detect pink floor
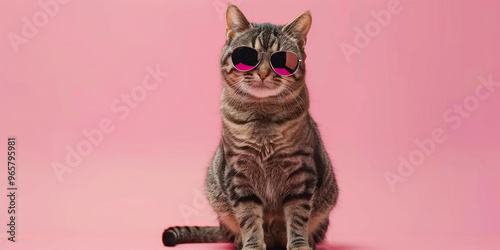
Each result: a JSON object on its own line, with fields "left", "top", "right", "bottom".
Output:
{"left": 5, "top": 233, "right": 500, "bottom": 249}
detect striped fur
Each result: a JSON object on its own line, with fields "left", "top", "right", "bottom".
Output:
{"left": 164, "top": 5, "right": 338, "bottom": 250}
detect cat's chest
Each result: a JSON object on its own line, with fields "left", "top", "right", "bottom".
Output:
{"left": 224, "top": 120, "right": 310, "bottom": 202}
{"left": 248, "top": 166, "right": 287, "bottom": 205}
{"left": 235, "top": 123, "right": 281, "bottom": 159}
{"left": 254, "top": 137, "right": 275, "bottom": 160}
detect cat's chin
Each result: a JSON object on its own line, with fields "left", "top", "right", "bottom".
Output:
{"left": 247, "top": 85, "right": 285, "bottom": 98}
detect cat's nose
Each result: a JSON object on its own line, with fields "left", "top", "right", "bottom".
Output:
{"left": 258, "top": 72, "right": 268, "bottom": 80}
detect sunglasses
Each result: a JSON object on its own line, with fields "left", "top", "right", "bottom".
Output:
{"left": 230, "top": 46, "right": 301, "bottom": 76}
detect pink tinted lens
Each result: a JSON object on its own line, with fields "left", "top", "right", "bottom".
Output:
{"left": 234, "top": 63, "right": 255, "bottom": 70}
{"left": 231, "top": 47, "right": 260, "bottom": 71}
{"left": 273, "top": 68, "right": 291, "bottom": 75}
{"left": 270, "top": 51, "right": 299, "bottom": 76}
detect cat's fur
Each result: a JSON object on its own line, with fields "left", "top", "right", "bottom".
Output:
{"left": 163, "top": 5, "right": 338, "bottom": 250}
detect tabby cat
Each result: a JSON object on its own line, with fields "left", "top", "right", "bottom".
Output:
{"left": 163, "top": 5, "right": 338, "bottom": 250}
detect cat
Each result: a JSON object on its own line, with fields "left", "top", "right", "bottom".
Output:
{"left": 163, "top": 5, "right": 338, "bottom": 250}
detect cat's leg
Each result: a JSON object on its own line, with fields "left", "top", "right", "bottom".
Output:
{"left": 233, "top": 202, "right": 265, "bottom": 250}
{"left": 283, "top": 202, "right": 313, "bottom": 250}
{"left": 228, "top": 170, "right": 266, "bottom": 250}
{"left": 283, "top": 179, "right": 316, "bottom": 250}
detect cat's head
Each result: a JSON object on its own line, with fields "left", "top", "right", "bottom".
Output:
{"left": 220, "top": 5, "right": 311, "bottom": 100}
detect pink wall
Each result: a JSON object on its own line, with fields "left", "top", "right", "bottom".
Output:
{"left": 0, "top": 0, "right": 499, "bottom": 249}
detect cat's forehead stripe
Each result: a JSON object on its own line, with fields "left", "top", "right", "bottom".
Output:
{"left": 251, "top": 30, "right": 259, "bottom": 48}
{"left": 254, "top": 35, "right": 262, "bottom": 50}
{"left": 249, "top": 28, "right": 283, "bottom": 52}
{"left": 270, "top": 37, "right": 279, "bottom": 51}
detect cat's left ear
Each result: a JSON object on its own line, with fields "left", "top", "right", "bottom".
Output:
{"left": 226, "top": 5, "right": 251, "bottom": 40}
{"left": 282, "top": 11, "right": 312, "bottom": 47}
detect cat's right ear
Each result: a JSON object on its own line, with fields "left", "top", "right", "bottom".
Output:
{"left": 226, "top": 5, "right": 251, "bottom": 40}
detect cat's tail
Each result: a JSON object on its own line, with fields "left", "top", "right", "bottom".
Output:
{"left": 162, "top": 226, "right": 227, "bottom": 246}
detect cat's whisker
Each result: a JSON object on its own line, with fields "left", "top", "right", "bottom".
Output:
{"left": 237, "top": 82, "right": 250, "bottom": 110}
{"left": 228, "top": 78, "right": 244, "bottom": 105}
{"left": 284, "top": 85, "right": 306, "bottom": 109}
{"left": 283, "top": 86, "right": 304, "bottom": 118}
{"left": 277, "top": 92, "right": 289, "bottom": 119}
{"left": 228, "top": 79, "right": 249, "bottom": 110}
{"left": 225, "top": 75, "right": 247, "bottom": 107}
{"left": 279, "top": 78, "right": 307, "bottom": 110}
{"left": 284, "top": 93, "right": 296, "bottom": 119}
{"left": 228, "top": 82, "right": 245, "bottom": 108}
{"left": 229, "top": 75, "right": 245, "bottom": 86}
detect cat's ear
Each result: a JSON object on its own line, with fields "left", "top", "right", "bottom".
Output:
{"left": 226, "top": 5, "right": 251, "bottom": 40}
{"left": 282, "top": 11, "right": 312, "bottom": 47}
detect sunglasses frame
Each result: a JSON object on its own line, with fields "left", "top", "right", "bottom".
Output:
{"left": 230, "top": 46, "right": 302, "bottom": 76}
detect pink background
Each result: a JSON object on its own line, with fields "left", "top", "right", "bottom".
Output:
{"left": 1, "top": 0, "right": 499, "bottom": 249}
